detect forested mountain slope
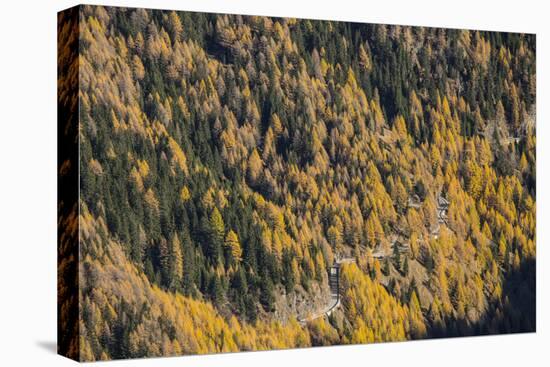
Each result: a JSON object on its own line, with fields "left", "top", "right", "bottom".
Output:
{"left": 67, "top": 5, "right": 535, "bottom": 360}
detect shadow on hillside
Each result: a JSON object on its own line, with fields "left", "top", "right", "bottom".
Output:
{"left": 428, "top": 257, "right": 536, "bottom": 338}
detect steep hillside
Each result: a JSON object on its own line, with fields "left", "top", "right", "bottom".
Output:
{"left": 64, "top": 5, "right": 536, "bottom": 360}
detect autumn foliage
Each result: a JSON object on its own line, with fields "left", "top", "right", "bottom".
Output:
{"left": 58, "top": 5, "right": 536, "bottom": 361}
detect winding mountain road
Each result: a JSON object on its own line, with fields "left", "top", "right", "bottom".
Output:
{"left": 297, "top": 194, "right": 450, "bottom": 325}
{"left": 298, "top": 257, "right": 354, "bottom": 324}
